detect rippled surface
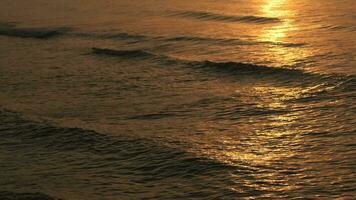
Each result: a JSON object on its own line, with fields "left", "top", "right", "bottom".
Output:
{"left": 0, "top": 0, "right": 355, "bottom": 199}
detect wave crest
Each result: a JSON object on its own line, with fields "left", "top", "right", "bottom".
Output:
{"left": 0, "top": 191, "right": 62, "bottom": 200}
{"left": 90, "top": 47, "right": 316, "bottom": 79}
{"left": 190, "top": 60, "right": 309, "bottom": 77}
{"left": 173, "top": 11, "right": 282, "bottom": 24}
{"left": 91, "top": 47, "right": 154, "bottom": 58}
{"left": 90, "top": 47, "right": 356, "bottom": 86}
{"left": 0, "top": 25, "right": 69, "bottom": 39}
{"left": 0, "top": 108, "right": 236, "bottom": 181}
{"left": 165, "top": 35, "right": 306, "bottom": 47}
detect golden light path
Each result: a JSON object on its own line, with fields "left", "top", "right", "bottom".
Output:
{"left": 197, "top": 0, "right": 316, "bottom": 182}
{"left": 205, "top": 0, "right": 309, "bottom": 164}
{"left": 259, "top": 0, "right": 310, "bottom": 66}
{"left": 189, "top": 1, "right": 322, "bottom": 193}
{"left": 261, "top": 0, "right": 291, "bottom": 42}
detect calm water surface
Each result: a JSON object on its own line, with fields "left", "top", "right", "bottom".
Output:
{"left": 0, "top": 0, "right": 355, "bottom": 199}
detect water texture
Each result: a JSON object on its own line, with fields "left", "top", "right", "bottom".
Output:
{"left": 0, "top": 0, "right": 355, "bottom": 199}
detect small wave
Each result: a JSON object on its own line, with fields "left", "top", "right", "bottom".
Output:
{"left": 188, "top": 60, "right": 311, "bottom": 78}
{"left": 89, "top": 47, "right": 322, "bottom": 81}
{"left": 0, "top": 22, "right": 147, "bottom": 41}
{"left": 173, "top": 11, "right": 282, "bottom": 24}
{"left": 164, "top": 35, "right": 306, "bottom": 47}
{"left": 128, "top": 113, "right": 176, "bottom": 120}
{"left": 91, "top": 47, "right": 154, "bottom": 58}
{"left": 0, "top": 22, "right": 16, "bottom": 28}
{"left": 0, "top": 191, "right": 62, "bottom": 200}
{"left": 164, "top": 35, "right": 254, "bottom": 45}
{"left": 0, "top": 108, "right": 235, "bottom": 174}
{"left": 270, "top": 41, "right": 306, "bottom": 47}
{"left": 0, "top": 25, "right": 69, "bottom": 39}
{"left": 100, "top": 33, "right": 147, "bottom": 40}
{"left": 317, "top": 24, "right": 356, "bottom": 32}
{"left": 166, "top": 35, "right": 238, "bottom": 42}
{"left": 75, "top": 32, "right": 147, "bottom": 40}
{"left": 0, "top": 108, "right": 242, "bottom": 199}
{"left": 0, "top": 22, "right": 307, "bottom": 49}
{"left": 89, "top": 47, "right": 356, "bottom": 86}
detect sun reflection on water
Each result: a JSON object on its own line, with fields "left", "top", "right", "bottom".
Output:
{"left": 261, "top": 0, "right": 291, "bottom": 42}
{"left": 259, "top": 0, "right": 310, "bottom": 66}
{"left": 196, "top": 84, "right": 312, "bottom": 167}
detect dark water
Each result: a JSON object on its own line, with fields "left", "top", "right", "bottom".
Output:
{"left": 0, "top": 0, "right": 355, "bottom": 199}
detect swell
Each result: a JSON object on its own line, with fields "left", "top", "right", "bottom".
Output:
{"left": 86, "top": 33, "right": 305, "bottom": 48}
{"left": 164, "top": 35, "right": 249, "bottom": 44}
{"left": 90, "top": 47, "right": 356, "bottom": 90}
{"left": 0, "top": 24, "right": 69, "bottom": 39}
{"left": 90, "top": 47, "right": 318, "bottom": 78}
{"left": 164, "top": 35, "right": 306, "bottom": 47}
{"left": 0, "top": 22, "right": 306, "bottom": 48}
{"left": 317, "top": 24, "right": 356, "bottom": 32}
{"left": 78, "top": 31, "right": 305, "bottom": 47}
{"left": 0, "top": 108, "right": 236, "bottom": 179}
{"left": 191, "top": 60, "right": 308, "bottom": 76}
{"left": 186, "top": 60, "right": 355, "bottom": 89}
{"left": 0, "top": 22, "right": 146, "bottom": 41}
{"left": 74, "top": 32, "right": 147, "bottom": 40}
{"left": 0, "top": 191, "right": 62, "bottom": 200}
{"left": 0, "top": 108, "right": 248, "bottom": 198}
{"left": 91, "top": 47, "right": 154, "bottom": 58}
{"left": 172, "top": 11, "right": 282, "bottom": 24}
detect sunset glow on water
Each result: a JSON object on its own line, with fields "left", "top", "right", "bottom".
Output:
{"left": 0, "top": 0, "right": 355, "bottom": 199}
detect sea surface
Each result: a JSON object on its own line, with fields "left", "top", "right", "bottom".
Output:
{"left": 0, "top": 0, "right": 355, "bottom": 199}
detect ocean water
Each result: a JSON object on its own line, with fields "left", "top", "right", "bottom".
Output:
{"left": 0, "top": 0, "right": 355, "bottom": 199}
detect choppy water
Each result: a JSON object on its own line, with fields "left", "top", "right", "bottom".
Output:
{"left": 0, "top": 0, "right": 355, "bottom": 199}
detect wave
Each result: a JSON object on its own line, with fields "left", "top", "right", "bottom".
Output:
{"left": 100, "top": 33, "right": 147, "bottom": 40}
{"left": 0, "top": 22, "right": 16, "bottom": 28}
{"left": 87, "top": 47, "right": 346, "bottom": 82}
{"left": 318, "top": 24, "right": 356, "bottom": 32}
{"left": 91, "top": 47, "right": 315, "bottom": 78}
{"left": 128, "top": 113, "right": 176, "bottom": 120}
{"left": 0, "top": 108, "right": 249, "bottom": 198}
{"left": 0, "top": 22, "right": 146, "bottom": 41}
{"left": 90, "top": 47, "right": 356, "bottom": 91}
{"left": 75, "top": 32, "right": 147, "bottom": 40}
{"left": 91, "top": 47, "right": 154, "bottom": 58}
{"left": 164, "top": 35, "right": 306, "bottom": 47}
{"left": 189, "top": 60, "right": 317, "bottom": 80}
{"left": 164, "top": 35, "right": 254, "bottom": 45}
{"left": 0, "top": 25, "right": 69, "bottom": 39}
{"left": 0, "top": 22, "right": 307, "bottom": 49}
{"left": 190, "top": 61, "right": 356, "bottom": 91}
{"left": 79, "top": 32, "right": 305, "bottom": 48}
{"left": 0, "top": 25, "right": 305, "bottom": 49}
{"left": 0, "top": 191, "right": 62, "bottom": 200}
{"left": 0, "top": 108, "right": 235, "bottom": 176}
{"left": 165, "top": 35, "right": 244, "bottom": 43}
{"left": 173, "top": 11, "right": 282, "bottom": 24}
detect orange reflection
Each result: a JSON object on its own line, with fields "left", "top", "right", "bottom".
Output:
{"left": 259, "top": 0, "right": 310, "bottom": 66}
{"left": 193, "top": 85, "right": 312, "bottom": 166}
{"left": 261, "top": 0, "right": 291, "bottom": 42}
